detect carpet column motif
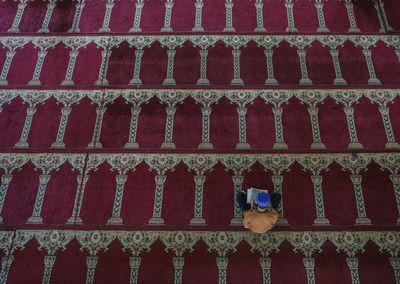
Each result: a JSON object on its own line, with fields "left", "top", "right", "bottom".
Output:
{"left": 99, "top": 0, "right": 115, "bottom": 33}
{"left": 129, "top": 257, "right": 141, "bottom": 284}
{"left": 307, "top": 106, "right": 325, "bottom": 149}
{"left": 303, "top": 257, "right": 316, "bottom": 284}
{"left": 68, "top": 0, "right": 86, "bottom": 33}
{"left": 149, "top": 175, "right": 167, "bottom": 225}
{"left": 27, "top": 174, "right": 51, "bottom": 224}
{"left": 272, "top": 175, "right": 288, "bottom": 225}
{"left": 378, "top": 106, "right": 400, "bottom": 149}
{"left": 223, "top": 0, "right": 235, "bottom": 32}
{"left": 192, "top": 0, "right": 204, "bottom": 32}
{"left": 199, "top": 106, "right": 213, "bottom": 149}
{"left": 297, "top": 49, "right": 313, "bottom": 85}
{"left": 0, "top": 175, "right": 12, "bottom": 223}
{"left": 0, "top": 50, "right": 16, "bottom": 86}
{"left": 95, "top": 48, "right": 112, "bottom": 85}
{"left": 85, "top": 256, "right": 98, "bottom": 284}
{"left": 311, "top": 175, "right": 330, "bottom": 225}
{"left": 173, "top": 256, "right": 184, "bottom": 284}
{"left": 161, "top": 0, "right": 174, "bottom": 32}
{"left": 346, "top": 257, "right": 361, "bottom": 284}
{"left": 7, "top": 0, "right": 28, "bottom": 33}
{"left": 344, "top": 0, "right": 360, "bottom": 33}
{"left": 390, "top": 258, "right": 400, "bottom": 284}
{"left": 235, "top": 106, "right": 251, "bottom": 149}
{"left": 130, "top": 0, "right": 145, "bottom": 32}
{"left": 230, "top": 175, "right": 244, "bottom": 226}
{"left": 38, "top": 0, "right": 57, "bottom": 33}
{"left": 29, "top": 38, "right": 58, "bottom": 86}
{"left": 349, "top": 175, "right": 372, "bottom": 225}
{"left": 190, "top": 175, "right": 206, "bottom": 225}
{"left": 374, "top": 0, "right": 393, "bottom": 31}
{"left": 107, "top": 174, "right": 128, "bottom": 225}
{"left": 61, "top": 39, "right": 89, "bottom": 86}
{"left": 163, "top": 49, "right": 177, "bottom": 85}
{"left": 343, "top": 107, "right": 363, "bottom": 149}
{"left": 15, "top": 107, "right": 37, "bottom": 149}
{"left": 271, "top": 107, "right": 288, "bottom": 149}
{"left": 87, "top": 107, "right": 106, "bottom": 149}
{"left": 216, "top": 257, "right": 228, "bottom": 284}
{"left": 264, "top": 49, "right": 278, "bottom": 85}
{"left": 314, "top": 0, "right": 329, "bottom": 33}
{"left": 129, "top": 49, "right": 145, "bottom": 85}
{"left": 124, "top": 106, "right": 142, "bottom": 149}
{"left": 362, "top": 48, "right": 382, "bottom": 85}
{"left": 259, "top": 257, "right": 271, "bottom": 284}
{"left": 67, "top": 175, "right": 89, "bottom": 224}
{"left": 389, "top": 175, "right": 400, "bottom": 224}
{"left": 284, "top": 0, "right": 297, "bottom": 32}
{"left": 0, "top": 255, "right": 14, "bottom": 284}
{"left": 329, "top": 49, "right": 347, "bottom": 85}
{"left": 52, "top": 107, "right": 72, "bottom": 148}
{"left": 161, "top": 106, "right": 177, "bottom": 149}
{"left": 42, "top": 255, "right": 56, "bottom": 284}
{"left": 254, "top": 0, "right": 266, "bottom": 32}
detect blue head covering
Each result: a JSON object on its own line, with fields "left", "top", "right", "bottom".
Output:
{"left": 256, "top": 192, "right": 270, "bottom": 208}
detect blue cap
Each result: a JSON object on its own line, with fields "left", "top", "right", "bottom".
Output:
{"left": 256, "top": 192, "right": 270, "bottom": 208}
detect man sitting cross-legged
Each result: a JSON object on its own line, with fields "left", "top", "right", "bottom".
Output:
{"left": 236, "top": 191, "right": 281, "bottom": 234}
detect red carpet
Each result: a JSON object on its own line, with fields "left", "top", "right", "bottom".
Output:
{"left": 0, "top": 0, "right": 399, "bottom": 283}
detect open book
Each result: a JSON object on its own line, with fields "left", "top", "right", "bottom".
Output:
{"left": 246, "top": 187, "right": 269, "bottom": 204}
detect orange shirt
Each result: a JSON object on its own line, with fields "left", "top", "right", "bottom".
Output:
{"left": 243, "top": 207, "right": 278, "bottom": 234}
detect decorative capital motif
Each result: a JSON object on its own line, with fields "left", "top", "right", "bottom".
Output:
{"left": 337, "top": 154, "right": 371, "bottom": 175}
{"left": 11, "top": 230, "right": 35, "bottom": 253}
{"left": 227, "top": 91, "right": 257, "bottom": 108}
{"left": 62, "top": 37, "right": 91, "bottom": 50}
{"left": 259, "top": 90, "right": 291, "bottom": 107}
{"left": 118, "top": 231, "right": 157, "bottom": 256}
{"left": 192, "top": 35, "right": 218, "bottom": 50}
{"left": 87, "top": 91, "right": 105, "bottom": 107}
{"left": 299, "top": 155, "right": 333, "bottom": 175}
{"left": 365, "top": 90, "right": 397, "bottom": 107}
{"left": 32, "top": 37, "right": 59, "bottom": 51}
{"left": 31, "top": 154, "right": 66, "bottom": 174}
{"left": 259, "top": 155, "right": 294, "bottom": 175}
{"left": 288, "top": 232, "right": 327, "bottom": 257}
{"left": 120, "top": 90, "right": 153, "bottom": 107}
{"left": 145, "top": 155, "right": 180, "bottom": 175}
{"left": 19, "top": 90, "right": 51, "bottom": 107}
{"left": 35, "top": 230, "right": 74, "bottom": 256}
{"left": 77, "top": 231, "right": 116, "bottom": 256}
{"left": 203, "top": 232, "right": 241, "bottom": 257}
{"left": 0, "top": 37, "right": 29, "bottom": 51}
{"left": 54, "top": 90, "right": 86, "bottom": 107}
{"left": 370, "top": 231, "right": 400, "bottom": 257}
{"left": 287, "top": 35, "right": 314, "bottom": 50}
{"left": 354, "top": 35, "right": 379, "bottom": 49}
{"left": 107, "top": 154, "right": 143, "bottom": 175}
{"left": 375, "top": 154, "right": 400, "bottom": 175}
{"left": 254, "top": 35, "right": 281, "bottom": 49}
{"left": 159, "top": 35, "right": 186, "bottom": 50}
{"left": 224, "top": 35, "right": 250, "bottom": 50}
{"left": 192, "top": 90, "right": 222, "bottom": 107}
{"left": 319, "top": 35, "right": 346, "bottom": 49}
{"left": 331, "top": 90, "right": 362, "bottom": 107}
{"left": 0, "top": 231, "right": 14, "bottom": 255}
{"left": 331, "top": 232, "right": 369, "bottom": 257}
{"left": 296, "top": 90, "right": 327, "bottom": 107}
{"left": 157, "top": 90, "right": 188, "bottom": 107}
{"left": 221, "top": 155, "right": 256, "bottom": 175}
{"left": 0, "top": 154, "right": 29, "bottom": 174}
{"left": 244, "top": 232, "right": 284, "bottom": 257}
{"left": 183, "top": 155, "right": 217, "bottom": 175}
{"left": 160, "top": 232, "right": 200, "bottom": 256}
{"left": 125, "top": 36, "right": 153, "bottom": 50}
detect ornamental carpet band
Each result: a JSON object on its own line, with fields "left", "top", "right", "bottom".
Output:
{"left": 0, "top": 0, "right": 399, "bottom": 284}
